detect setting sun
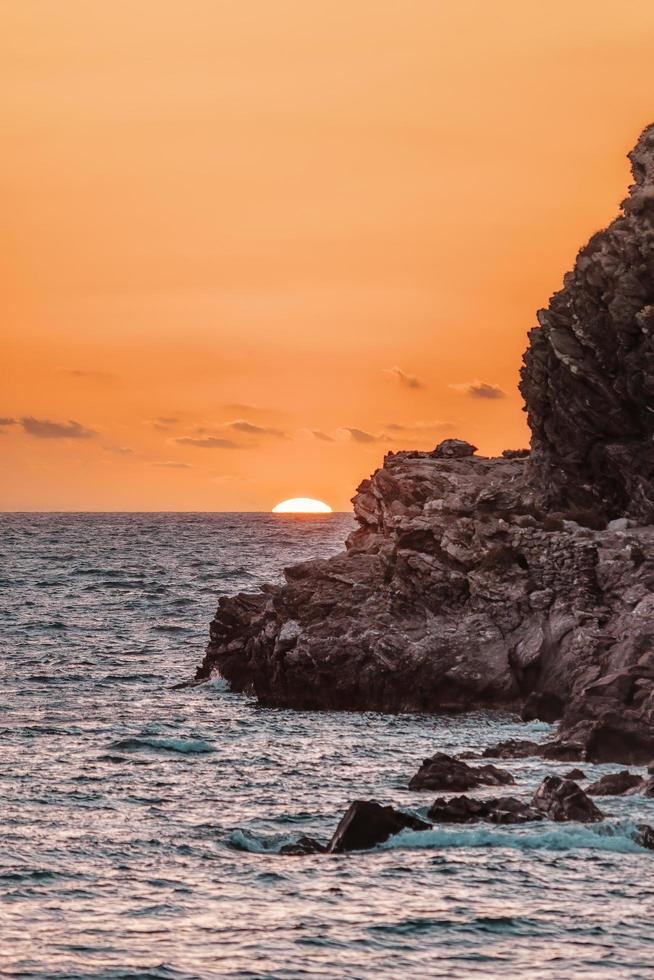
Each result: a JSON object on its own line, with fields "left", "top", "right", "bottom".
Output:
{"left": 272, "top": 497, "right": 332, "bottom": 514}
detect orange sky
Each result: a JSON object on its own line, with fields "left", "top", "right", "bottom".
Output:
{"left": 2, "top": 0, "right": 654, "bottom": 511}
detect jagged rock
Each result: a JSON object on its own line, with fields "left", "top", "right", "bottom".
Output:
{"left": 634, "top": 824, "right": 654, "bottom": 850}
{"left": 427, "top": 794, "right": 542, "bottom": 824}
{"left": 431, "top": 438, "right": 477, "bottom": 458}
{"left": 532, "top": 776, "right": 603, "bottom": 822}
{"left": 279, "top": 836, "right": 327, "bottom": 855}
{"left": 326, "top": 800, "right": 430, "bottom": 853}
{"left": 197, "top": 125, "right": 654, "bottom": 764}
{"left": 563, "top": 768, "right": 587, "bottom": 780}
{"left": 520, "top": 123, "right": 654, "bottom": 525}
{"left": 586, "top": 770, "right": 644, "bottom": 795}
{"left": 408, "top": 753, "right": 514, "bottom": 791}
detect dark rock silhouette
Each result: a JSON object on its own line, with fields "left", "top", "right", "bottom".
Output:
{"left": 586, "top": 770, "right": 643, "bottom": 796}
{"left": 198, "top": 125, "right": 654, "bottom": 766}
{"left": 326, "top": 800, "right": 430, "bottom": 853}
{"left": 279, "top": 836, "right": 327, "bottom": 855}
{"left": 521, "top": 123, "right": 654, "bottom": 524}
{"left": 428, "top": 794, "right": 542, "bottom": 824}
{"left": 408, "top": 753, "right": 514, "bottom": 791}
{"left": 532, "top": 776, "right": 603, "bottom": 822}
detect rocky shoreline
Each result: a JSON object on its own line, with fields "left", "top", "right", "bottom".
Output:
{"left": 198, "top": 123, "right": 654, "bottom": 775}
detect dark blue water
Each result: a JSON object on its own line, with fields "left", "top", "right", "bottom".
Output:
{"left": 2, "top": 514, "right": 654, "bottom": 979}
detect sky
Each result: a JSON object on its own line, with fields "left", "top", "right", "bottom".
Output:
{"left": 2, "top": 0, "right": 654, "bottom": 511}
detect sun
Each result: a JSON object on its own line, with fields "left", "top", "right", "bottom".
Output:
{"left": 272, "top": 497, "right": 333, "bottom": 514}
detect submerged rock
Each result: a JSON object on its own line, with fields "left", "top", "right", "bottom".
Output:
{"left": 408, "top": 753, "right": 514, "bottom": 791}
{"left": 428, "top": 794, "right": 542, "bottom": 825}
{"left": 532, "top": 776, "right": 604, "bottom": 823}
{"left": 326, "top": 800, "right": 430, "bottom": 854}
{"left": 279, "top": 836, "right": 327, "bottom": 856}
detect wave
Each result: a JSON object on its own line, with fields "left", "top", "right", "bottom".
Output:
{"left": 228, "top": 820, "right": 651, "bottom": 856}
{"left": 381, "top": 820, "right": 650, "bottom": 854}
{"left": 109, "top": 736, "right": 215, "bottom": 754}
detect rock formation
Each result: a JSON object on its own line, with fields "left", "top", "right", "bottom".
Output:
{"left": 521, "top": 123, "right": 654, "bottom": 523}
{"left": 198, "top": 125, "right": 654, "bottom": 765}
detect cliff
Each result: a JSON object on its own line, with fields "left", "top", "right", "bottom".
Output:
{"left": 197, "top": 124, "right": 654, "bottom": 764}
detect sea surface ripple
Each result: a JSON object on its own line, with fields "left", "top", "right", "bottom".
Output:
{"left": 2, "top": 513, "right": 654, "bottom": 979}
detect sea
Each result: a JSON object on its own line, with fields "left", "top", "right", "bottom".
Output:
{"left": 2, "top": 513, "right": 654, "bottom": 980}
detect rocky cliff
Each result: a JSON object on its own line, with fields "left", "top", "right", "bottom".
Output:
{"left": 198, "top": 125, "right": 654, "bottom": 764}
{"left": 521, "top": 123, "right": 654, "bottom": 523}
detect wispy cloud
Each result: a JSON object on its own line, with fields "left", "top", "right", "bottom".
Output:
{"left": 152, "top": 460, "right": 193, "bottom": 469}
{"left": 62, "top": 369, "right": 118, "bottom": 383}
{"left": 104, "top": 445, "right": 135, "bottom": 456}
{"left": 384, "top": 366, "right": 425, "bottom": 390}
{"left": 386, "top": 419, "right": 455, "bottom": 434}
{"left": 309, "top": 429, "right": 334, "bottom": 442}
{"left": 20, "top": 417, "right": 96, "bottom": 439}
{"left": 0, "top": 417, "right": 17, "bottom": 426}
{"left": 149, "top": 417, "right": 180, "bottom": 432}
{"left": 340, "top": 427, "right": 380, "bottom": 443}
{"left": 227, "top": 420, "right": 286, "bottom": 438}
{"left": 449, "top": 380, "right": 506, "bottom": 400}
{"left": 175, "top": 436, "right": 240, "bottom": 449}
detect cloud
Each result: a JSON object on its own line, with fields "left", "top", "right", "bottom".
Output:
{"left": 152, "top": 461, "right": 193, "bottom": 469}
{"left": 227, "top": 419, "right": 287, "bottom": 438}
{"left": 175, "top": 436, "right": 240, "bottom": 449}
{"left": 0, "top": 417, "right": 17, "bottom": 426}
{"left": 384, "top": 366, "right": 425, "bottom": 390}
{"left": 149, "top": 417, "right": 180, "bottom": 431}
{"left": 386, "top": 419, "right": 455, "bottom": 434}
{"left": 20, "top": 417, "right": 96, "bottom": 439}
{"left": 63, "top": 369, "right": 118, "bottom": 383}
{"left": 310, "top": 429, "right": 334, "bottom": 442}
{"left": 221, "top": 402, "right": 262, "bottom": 414}
{"left": 449, "top": 380, "right": 506, "bottom": 400}
{"left": 104, "top": 445, "right": 135, "bottom": 456}
{"left": 340, "top": 427, "right": 379, "bottom": 443}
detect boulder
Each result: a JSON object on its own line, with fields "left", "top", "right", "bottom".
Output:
{"left": 531, "top": 776, "right": 604, "bottom": 823}
{"left": 563, "top": 768, "right": 587, "bottom": 781}
{"left": 586, "top": 770, "right": 643, "bottom": 796}
{"left": 408, "top": 753, "right": 514, "bottom": 792}
{"left": 327, "top": 800, "right": 430, "bottom": 854}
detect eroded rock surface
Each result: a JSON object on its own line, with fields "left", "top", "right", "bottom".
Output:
{"left": 326, "top": 800, "right": 429, "bottom": 853}
{"left": 198, "top": 125, "right": 654, "bottom": 765}
{"left": 532, "top": 776, "right": 603, "bottom": 823}
{"left": 409, "top": 753, "right": 514, "bottom": 792}
{"left": 521, "top": 123, "right": 654, "bottom": 524}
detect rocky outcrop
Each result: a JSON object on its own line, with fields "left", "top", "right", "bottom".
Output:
{"left": 531, "top": 776, "right": 603, "bottom": 822}
{"left": 427, "top": 795, "right": 542, "bottom": 825}
{"left": 198, "top": 125, "right": 654, "bottom": 764}
{"left": 586, "top": 770, "right": 643, "bottom": 795}
{"left": 521, "top": 123, "right": 654, "bottom": 524}
{"left": 408, "top": 753, "right": 514, "bottom": 791}
{"left": 327, "top": 800, "right": 429, "bottom": 853}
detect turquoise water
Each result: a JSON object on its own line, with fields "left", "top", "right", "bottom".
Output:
{"left": 2, "top": 513, "right": 654, "bottom": 979}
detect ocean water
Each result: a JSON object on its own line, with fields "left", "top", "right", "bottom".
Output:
{"left": 2, "top": 513, "right": 654, "bottom": 980}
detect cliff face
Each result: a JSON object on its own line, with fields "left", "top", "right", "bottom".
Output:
{"left": 198, "top": 125, "right": 654, "bottom": 762}
{"left": 520, "top": 123, "right": 654, "bottom": 523}
{"left": 198, "top": 440, "right": 654, "bottom": 757}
